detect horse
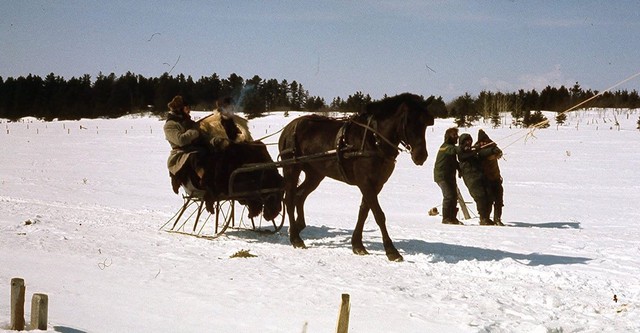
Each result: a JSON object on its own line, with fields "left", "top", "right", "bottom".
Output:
{"left": 278, "top": 93, "right": 435, "bottom": 261}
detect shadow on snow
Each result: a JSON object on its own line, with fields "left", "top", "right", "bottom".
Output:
{"left": 54, "top": 326, "right": 88, "bottom": 333}
{"left": 397, "top": 239, "right": 591, "bottom": 266}
{"left": 506, "top": 221, "right": 581, "bottom": 229}
{"left": 224, "top": 224, "right": 591, "bottom": 266}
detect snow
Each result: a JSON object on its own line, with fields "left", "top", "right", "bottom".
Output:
{"left": 1, "top": 109, "right": 639, "bottom": 332}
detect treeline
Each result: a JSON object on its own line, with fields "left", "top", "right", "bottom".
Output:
{"left": 447, "top": 83, "right": 640, "bottom": 128}
{"left": 0, "top": 72, "right": 324, "bottom": 120}
{"left": 1, "top": 72, "right": 639, "bottom": 126}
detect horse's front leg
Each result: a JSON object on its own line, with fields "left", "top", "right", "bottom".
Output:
{"left": 352, "top": 198, "right": 370, "bottom": 255}
{"left": 361, "top": 190, "right": 403, "bottom": 262}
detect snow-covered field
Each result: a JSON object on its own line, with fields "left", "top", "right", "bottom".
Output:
{"left": 1, "top": 108, "right": 639, "bottom": 332}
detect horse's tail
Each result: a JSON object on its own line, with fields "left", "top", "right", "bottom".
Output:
{"left": 277, "top": 118, "right": 301, "bottom": 161}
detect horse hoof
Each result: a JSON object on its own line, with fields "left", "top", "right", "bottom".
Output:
{"left": 387, "top": 253, "right": 403, "bottom": 262}
{"left": 352, "top": 248, "right": 369, "bottom": 256}
{"left": 291, "top": 240, "right": 307, "bottom": 249}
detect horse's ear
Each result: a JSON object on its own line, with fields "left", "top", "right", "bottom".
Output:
{"left": 426, "top": 96, "right": 435, "bottom": 104}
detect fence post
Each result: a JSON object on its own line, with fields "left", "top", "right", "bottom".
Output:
{"left": 31, "top": 293, "right": 49, "bottom": 330}
{"left": 335, "top": 293, "right": 350, "bottom": 333}
{"left": 10, "top": 277, "right": 25, "bottom": 331}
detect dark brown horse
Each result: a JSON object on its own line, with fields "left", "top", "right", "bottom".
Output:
{"left": 278, "top": 93, "right": 435, "bottom": 261}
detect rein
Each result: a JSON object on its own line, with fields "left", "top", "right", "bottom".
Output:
{"left": 255, "top": 127, "right": 284, "bottom": 142}
{"left": 349, "top": 113, "right": 411, "bottom": 154}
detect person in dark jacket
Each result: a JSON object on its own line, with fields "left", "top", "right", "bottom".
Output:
{"left": 163, "top": 95, "right": 208, "bottom": 193}
{"left": 476, "top": 129, "right": 504, "bottom": 226}
{"left": 457, "top": 133, "right": 493, "bottom": 225}
{"left": 433, "top": 127, "right": 463, "bottom": 224}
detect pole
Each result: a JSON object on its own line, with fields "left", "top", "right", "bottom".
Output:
{"left": 456, "top": 187, "right": 471, "bottom": 220}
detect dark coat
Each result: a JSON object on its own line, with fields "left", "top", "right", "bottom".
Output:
{"left": 163, "top": 111, "right": 201, "bottom": 175}
{"left": 476, "top": 130, "right": 502, "bottom": 182}
{"left": 457, "top": 133, "right": 486, "bottom": 201}
{"left": 433, "top": 141, "right": 458, "bottom": 183}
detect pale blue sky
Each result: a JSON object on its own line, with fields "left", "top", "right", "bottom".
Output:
{"left": 2, "top": 1, "right": 639, "bottom": 101}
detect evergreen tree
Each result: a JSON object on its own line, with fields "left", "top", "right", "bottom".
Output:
{"left": 278, "top": 79, "right": 290, "bottom": 108}
{"left": 41, "top": 73, "right": 64, "bottom": 120}
{"left": 344, "top": 91, "right": 371, "bottom": 113}
{"left": 304, "top": 96, "right": 326, "bottom": 111}
{"left": 555, "top": 112, "right": 567, "bottom": 128}
{"left": 490, "top": 110, "right": 501, "bottom": 128}
{"left": 242, "top": 75, "right": 265, "bottom": 116}
{"left": 426, "top": 96, "right": 447, "bottom": 118}
{"left": 221, "top": 73, "right": 244, "bottom": 99}
{"left": 1, "top": 77, "right": 20, "bottom": 120}
{"left": 289, "top": 81, "right": 301, "bottom": 110}
{"left": 194, "top": 73, "right": 222, "bottom": 109}
{"left": 527, "top": 110, "right": 550, "bottom": 128}
{"left": 330, "top": 96, "right": 344, "bottom": 110}
{"left": 449, "top": 93, "right": 474, "bottom": 127}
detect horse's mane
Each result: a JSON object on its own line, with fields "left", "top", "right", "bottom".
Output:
{"left": 359, "top": 93, "right": 430, "bottom": 119}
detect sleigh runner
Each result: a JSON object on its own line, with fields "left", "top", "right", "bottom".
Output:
{"left": 161, "top": 146, "right": 287, "bottom": 239}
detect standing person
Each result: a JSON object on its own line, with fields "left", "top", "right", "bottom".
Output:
{"left": 476, "top": 129, "right": 504, "bottom": 226}
{"left": 434, "top": 127, "right": 463, "bottom": 225}
{"left": 163, "top": 95, "right": 207, "bottom": 193}
{"left": 457, "top": 133, "right": 494, "bottom": 225}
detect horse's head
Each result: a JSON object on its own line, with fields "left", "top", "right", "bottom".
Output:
{"left": 397, "top": 95, "right": 435, "bottom": 166}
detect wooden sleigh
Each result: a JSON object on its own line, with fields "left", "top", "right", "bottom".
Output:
{"left": 160, "top": 163, "right": 286, "bottom": 239}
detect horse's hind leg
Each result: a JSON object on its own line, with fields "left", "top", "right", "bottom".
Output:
{"left": 282, "top": 165, "right": 306, "bottom": 248}
{"left": 293, "top": 170, "right": 324, "bottom": 231}
{"left": 286, "top": 169, "right": 324, "bottom": 249}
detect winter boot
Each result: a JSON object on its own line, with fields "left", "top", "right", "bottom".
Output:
{"left": 479, "top": 217, "right": 495, "bottom": 225}
{"left": 442, "top": 205, "right": 463, "bottom": 224}
{"left": 170, "top": 173, "right": 181, "bottom": 194}
{"left": 494, "top": 204, "right": 504, "bottom": 226}
{"left": 442, "top": 218, "right": 464, "bottom": 225}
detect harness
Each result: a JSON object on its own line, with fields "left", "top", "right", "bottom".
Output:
{"left": 283, "top": 113, "right": 411, "bottom": 184}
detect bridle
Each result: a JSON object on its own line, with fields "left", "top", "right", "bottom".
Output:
{"left": 349, "top": 109, "right": 412, "bottom": 154}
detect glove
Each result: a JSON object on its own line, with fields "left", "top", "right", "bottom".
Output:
{"left": 186, "top": 129, "right": 200, "bottom": 140}
{"left": 211, "top": 137, "right": 230, "bottom": 151}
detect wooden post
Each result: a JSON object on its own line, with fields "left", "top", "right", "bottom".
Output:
{"left": 31, "top": 293, "right": 48, "bottom": 330}
{"left": 335, "top": 293, "right": 350, "bottom": 333}
{"left": 10, "top": 278, "right": 25, "bottom": 331}
{"left": 456, "top": 186, "right": 471, "bottom": 220}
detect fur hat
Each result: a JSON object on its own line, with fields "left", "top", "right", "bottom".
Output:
{"left": 167, "top": 95, "right": 184, "bottom": 111}
{"left": 478, "top": 129, "right": 491, "bottom": 142}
